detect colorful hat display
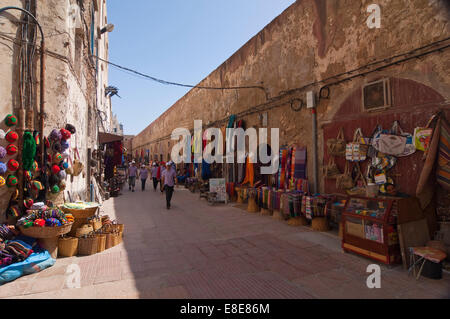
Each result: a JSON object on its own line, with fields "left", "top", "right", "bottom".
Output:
{"left": 33, "top": 219, "right": 45, "bottom": 227}
{"left": 61, "top": 140, "right": 70, "bottom": 151}
{"left": 60, "top": 129, "right": 71, "bottom": 140}
{"left": 0, "top": 176, "right": 5, "bottom": 187}
{"left": 32, "top": 161, "right": 38, "bottom": 172}
{"left": 7, "top": 159, "right": 19, "bottom": 172}
{"left": 24, "top": 170, "right": 32, "bottom": 181}
{"left": 62, "top": 161, "right": 69, "bottom": 169}
{"left": 31, "top": 180, "right": 44, "bottom": 191}
{"left": 5, "top": 131, "right": 18, "bottom": 143}
{"left": 59, "top": 180, "right": 66, "bottom": 191}
{"left": 52, "top": 142, "right": 62, "bottom": 153}
{"left": 0, "top": 129, "right": 6, "bottom": 139}
{"left": 6, "top": 144, "right": 18, "bottom": 155}
{"left": 6, "top": 175, "right": 18, "bottom": 187}
{"left": 0, "top": 146, "right": 6, "bottom": 159}
{"left": 65, "top": 124, "right": 76, "bottom": 134}
{"left": 24, "top": 198, "right": 34, "bottom": 209}
{"left": 4, "top": 114, "right": 18, "bottom": 127}
{"left": 51, "top": 185, "right": 60, "bottom": 194}
{"left": 8, "top": 206, "right": 20, "bottom": 218}
{"left": 51, "top": 164, "right": 61, "bottom": 174}
{"left": 58, "top": 170, "right": 67, "bottom": 179}
{"left": 62, "top": 149, "right": 70, "bottom": 159}
{"left": 49, "top": 129, "right": 62, "bottom": 141}
{"left": 0, "top": 162, "right": 7, "bottom": 174}
{"left": 49, "top": 174, "right": 59, "bottom": 186}
{"left": 53, "top": 153, "right": 63, "bottom": 163}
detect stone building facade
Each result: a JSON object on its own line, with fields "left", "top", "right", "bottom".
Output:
{"left": 0, "top": 0, "right": 112, "bottom": 222}
{"left": 132, "top": 0, "right": 450, "bottom": 195}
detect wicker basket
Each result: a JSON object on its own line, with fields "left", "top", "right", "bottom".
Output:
{"left": 75, "top": 224, "right": 94, "bottom": 238}
{"left": 58, "top": 236, "right": 78, "bottom": 257}
{"left": 88, "top": 217, "right": 102, "bottom": 231}
{"left": 96, "top": 233, "right": 106, "bottom": 253}
{"left": 105, "top": 231, "right": 120, "bottom": 249}
{"left": 287, "top": 216, "right": 308, "bottom": 226}
{"left": 78, "top": 235, "right": 98, "bottom": 256}
{"left": 19, "top": 223, "right": 73, "bottom": 239}
{"left": 247, "top": 197, "right": 259, "bottom": 213}
{"left": 61, "top": 205, "right": 98, "bottom": 218}
{"left": 311, "top": 217, "right": 330, "bottom": 231}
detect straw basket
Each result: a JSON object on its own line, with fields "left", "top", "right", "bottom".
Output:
{"left": 61, "top": 205, "right": 98, "bottom": 237}
{"left": 96, "top": 233, "right": 106, "bottom": 253}
{"left": 88, "top": 216, "right": 102, "bottom": 231}
{"left": 311, "top": 217, "right": 329, "bottom": 231}
{"left": 19, "top": 223, "right": 73, "bottom": 239}
{"left": 77, "top": 234, "right": 98, "bottom": 256}
{"left": 105, "top": 231, "right": 120, "bottom": 249}
{"left": 247, "top": 195, "right": 259, "bottom": 213}
{"left": 287, "top": 216, "right": 308, "bottom": 226}
{"left": 272, "top": 210, "right": 284, "bottom": 221}
{"left": 58, "top": 236, "right": 78, "bottom": 257}
{"left": 260, "top": 208, "right": 272, "bottom": 216}
{"left": 76, "top": 224, "right": 94, "bottom": 238}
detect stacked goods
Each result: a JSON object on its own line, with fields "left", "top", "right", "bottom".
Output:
{"left": 61, "top": 202, "right": 99, "bottom": 237}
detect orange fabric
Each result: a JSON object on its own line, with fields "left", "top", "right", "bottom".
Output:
{"left": 241, "top": 157, "right": 254, "bottom": 186}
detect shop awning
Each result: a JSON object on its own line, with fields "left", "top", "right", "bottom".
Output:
{"left": 98, "top": 132, "right": 124, "bottom": 144}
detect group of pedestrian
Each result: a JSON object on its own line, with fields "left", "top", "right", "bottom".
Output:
{"left": 126, "top": 160, "right": 177, "bottom": 209}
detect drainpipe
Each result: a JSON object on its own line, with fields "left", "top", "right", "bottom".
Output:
{"left": 306, "top": 91, "right": 318, "bottom": 194}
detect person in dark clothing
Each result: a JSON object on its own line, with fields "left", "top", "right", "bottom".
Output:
{"left": 151, "top": 162, "right": 159, "bottom": 191}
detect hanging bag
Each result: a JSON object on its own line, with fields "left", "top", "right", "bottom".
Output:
{"left": 336, "top": 162, "right": 354, "bottom": 190}
{"left": 367, "top": 125, "right": 382, "bottom": 158}
{"left": 392, "top": 121, "right": 416, "bottom": 157}
{"left": 345, "top": 128, "right": 368, "bottom": 162}
{"left": 372, "top": 121, "right": 407, "bottom": 156}
{"left": 72, "top": 147, "right": 84, "bottom": 176}
{"left": 346, "top": 164, "right": 367, "bottom": 196}
{"left": 327, "top": 128, "right": 346, "bottom": 156}
{"left": 324, "top": 156, "right": 341, "bottom": 179}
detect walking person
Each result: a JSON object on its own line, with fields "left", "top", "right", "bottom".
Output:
{"left": 151, "top": 162, "right": 159, "bottom": 191}
{"left": 139, "top": 164, "right": 149, "bottom": 191}
{"left": 127, "top": 161, "right": 138, "bottom": 192}
{"left": 161, "top": 161, "right": 177, "bottom": 209}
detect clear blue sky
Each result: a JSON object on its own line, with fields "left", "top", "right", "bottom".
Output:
{"left": 107, "top": 0, "right": 296, "bottom": 136}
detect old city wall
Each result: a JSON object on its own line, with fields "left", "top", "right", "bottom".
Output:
{"left": 122, "top": 1, "right": 450, "bottom": 191}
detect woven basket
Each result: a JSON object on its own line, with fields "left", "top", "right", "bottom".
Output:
{"left": 61, "top": 205, "right": 98, "bottom": 219}
{"left": 287, "top": 216, "right": 308, "bottom": 226}
{"left": 58, "top": 236, "right": 78, "bottom": 257}
{"left": 247, "top": 197, "right": 259, "bottom": 213}
{"left": 19, "top": 222, "right": 73, "bottom": 239}
{"left": 311, "top": 217, "right": 330, "bottom": 231}
{"left": 105, "top": 231, "right": 120, "bottom": 249}
{"left": 76, "top": 224, "right": 94, "bottom": 238}
{"left": 88, "top": 217, "right": 102, "bottom": 231}
{"left": 272, "top": 210, "right": 284, "bottom": 221}
{"left": 78, "top": 235, "right": 98, "bottom": 256}
{"left": 96, "top": 233, "right": 106, "bottom": 253}
{"left": 260, "top": 208, "right": 272, "bottom": 216}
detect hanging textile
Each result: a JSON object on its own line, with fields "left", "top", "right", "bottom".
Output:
{"left": 278, "top": 148, "right": 288, "bottom": 189}
{"left": 241, "top": 156, "right": 254, "bottom": 186}
{"left": 201, "top": 159, "right": 211, "bottom": 180}
{"left": 291, "top": 146, "right": 307, "bottom": 179}
{"left": 437, "top": 116, "right": 450, "bottom": 190}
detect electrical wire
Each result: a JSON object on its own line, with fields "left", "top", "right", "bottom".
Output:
{"left": 91, "top": 55, "right": 269, "bottom": 97}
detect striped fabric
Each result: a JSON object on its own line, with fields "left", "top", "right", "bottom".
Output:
{"left": 437, "top": 117, "right": 450, "bottom": 190}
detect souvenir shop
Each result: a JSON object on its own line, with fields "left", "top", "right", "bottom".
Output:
{"left": 97, "top": 132, "right": 125, "bottom": 199}
{"left": 222, "top": 108, "right": 449, "bottom": 278}
{"left": 0, "top": 115, "right": 125, "bottom": 286}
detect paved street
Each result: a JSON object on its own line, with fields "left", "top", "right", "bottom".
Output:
{"left": 1, "top": 186, "right": 449, "bottom": 299}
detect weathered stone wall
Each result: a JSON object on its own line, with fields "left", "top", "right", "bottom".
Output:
{"left": 136, "top": 1, "right": 449, "bottom": 190}
{"left": 0, "top": 0, "right": 109, "bottom": 222}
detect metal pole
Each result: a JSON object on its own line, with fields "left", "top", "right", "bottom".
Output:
{"left": 312, "top": 108, "right": 318, "bottom": 194}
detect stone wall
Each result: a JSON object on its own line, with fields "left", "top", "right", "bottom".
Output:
{"left": 134, "top": 0, "right": 449, "bottom": 191}
{"left": 0, "top": 0, "right": 110, "bottom": 222}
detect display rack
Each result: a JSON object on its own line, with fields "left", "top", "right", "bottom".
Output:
{"left": 342, "top": 195, "right": 402, "bottom": 265}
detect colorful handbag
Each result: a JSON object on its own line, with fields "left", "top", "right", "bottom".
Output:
{"left": 346, "top": 128, "right": 368, "bottom": 162}
{"left": 414, "top": 127, "right": 433, "bottom": 152}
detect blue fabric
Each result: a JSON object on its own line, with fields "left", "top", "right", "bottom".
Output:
{"left": 0, "top": 246, "right": 55, "bottom": 285}
{"left": 201, "top": 159, "right": 211, "bottom": 180}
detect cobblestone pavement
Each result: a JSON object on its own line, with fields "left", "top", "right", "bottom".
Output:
{"left": 1, "top": 185, "right": 449, "bottom": 299}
